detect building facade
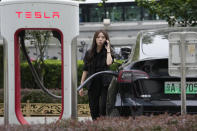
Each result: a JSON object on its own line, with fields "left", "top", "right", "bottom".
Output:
{"left": 28, "top": 0, "right": 169, "bottom": 60}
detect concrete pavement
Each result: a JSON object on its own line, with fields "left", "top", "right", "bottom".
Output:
{"left": 0, "top": 117, "right": 92, "bottom": 125}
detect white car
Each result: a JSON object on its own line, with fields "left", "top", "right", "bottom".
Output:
{"left": 106, "top": 27, "right": 197, "bottom": 116}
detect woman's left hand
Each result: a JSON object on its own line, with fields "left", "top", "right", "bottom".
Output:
{"left": 105, "top": 40, "right": 111, "bottom": 52}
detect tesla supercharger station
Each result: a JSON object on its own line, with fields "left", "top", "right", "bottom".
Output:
{"left": 169, "top": 32, "right": 197, "bottom": 114}
{"left": 0, "top": 0, "right": 79, "bottom": 125}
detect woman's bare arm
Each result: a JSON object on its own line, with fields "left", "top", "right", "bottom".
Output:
{"left": 105, "top": 40, "right": 113, "bottom": 65}
{"left": 79, "top": 71, "right": 88, "bottom": 96}
{"left": 80, "top": 71, "right": 88, "bottom": 84}
{"left": 106, "top": 52, "right": 113, "bottom": 65}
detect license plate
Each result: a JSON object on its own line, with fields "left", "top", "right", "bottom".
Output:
{"left": 164, "top": 82, "right": 197, "bottom": 94}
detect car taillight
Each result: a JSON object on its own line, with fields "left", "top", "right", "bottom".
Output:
{"left": 117, "top": 70, "right": 149, "bottom": 83}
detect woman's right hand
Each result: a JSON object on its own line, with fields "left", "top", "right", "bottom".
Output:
{"left": 80, "top": 71, "right": 88, "bottom": 96}
{"left": 79, "top": 88, "right": 84, "bottom": 96}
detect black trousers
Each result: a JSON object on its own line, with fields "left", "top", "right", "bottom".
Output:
{"left": 88, "top": 79, "right": 108, "bottom": 120}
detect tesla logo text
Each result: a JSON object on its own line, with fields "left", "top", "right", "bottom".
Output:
{"left": 16, "top": 12, "right": 60, "bottom": 19}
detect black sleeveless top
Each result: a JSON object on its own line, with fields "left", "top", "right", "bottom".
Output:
{"left": 83, "top": 48, "right": 113, "bottom": 89}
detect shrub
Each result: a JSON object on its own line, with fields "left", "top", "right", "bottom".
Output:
{"left": 1, "top": 114, "right": 197, "bottom": 130}
{"left": 0, "top": 89, "right": 61, "bottom": 103}
{"left": 21, "top": 89, "right": 61, "bottom": 103}
{"left": 20, "top": 60, "right": 62, "bottom": 89}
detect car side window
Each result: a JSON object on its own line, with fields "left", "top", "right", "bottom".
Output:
{"left": 132, "top": 33, "right": 141, "bottom": 61}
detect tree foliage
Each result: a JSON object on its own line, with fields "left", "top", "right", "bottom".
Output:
{"left": 135, "top": 0, "right": 197, "bottom": 27}
{"left": 24, "top": 30, "right": 52, "bottom": 83}
{"left": 98, "top": 0, "right": 108, "bottom": 18}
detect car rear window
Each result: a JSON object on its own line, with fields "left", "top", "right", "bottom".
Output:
{"left": 142, "top": 32, "right": 169, "bottom": 57}
{"left": 141, "top": 28, "right": 197, "bottom": 58}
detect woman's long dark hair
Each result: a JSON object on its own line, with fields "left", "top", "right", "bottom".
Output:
{"left": 87, "top": 30, "right": 110, "bottom": 63}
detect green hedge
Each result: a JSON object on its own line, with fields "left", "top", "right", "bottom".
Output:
{"left": 20, "top": 60, "right": 62, "bottom": 89}
{"left": 0, "top": 89, "right": 61, "bottom": 103}
{"left": 20, "top": 59, "right": 123, "bottom": 89}
{"left": 21, "top": 89, "right": 61, "bottom": 103}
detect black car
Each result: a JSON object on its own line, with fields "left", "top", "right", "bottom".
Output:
{"left": 106, "top": 27, "right": 197, "bottom": 116}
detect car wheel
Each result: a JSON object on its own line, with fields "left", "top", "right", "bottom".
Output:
{"left": 130, "top": 106, "right": 143, "bottom": 117}
{"left": 119, "top": 106, "right": 131, "bottom": 116}
{"left": 109, "top": 108, "right": 120, "bottom": 116}
{"left": 106, "top": 77, "right": 118, "bottom": 116}
{"left": 118, "top": 106, "right": 143, "bottom": 117}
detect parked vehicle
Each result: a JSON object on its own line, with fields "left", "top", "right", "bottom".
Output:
{"left": 106, "top": 27, "right": 197, "bottom": 116}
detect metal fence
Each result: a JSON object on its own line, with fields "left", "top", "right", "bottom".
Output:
{"left": 0, "top": 101, "right": 90, "bottom": 117}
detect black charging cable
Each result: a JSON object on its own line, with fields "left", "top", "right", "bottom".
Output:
{"left": 19, "top": 30, "right": 61, "bottom": 99}
{"left": 77, "top": 71, "right": 118, "bottom": 91}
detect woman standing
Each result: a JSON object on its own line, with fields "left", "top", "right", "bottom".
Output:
{"left": 79, "top": 30, "right": 113, "bottom": 120}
